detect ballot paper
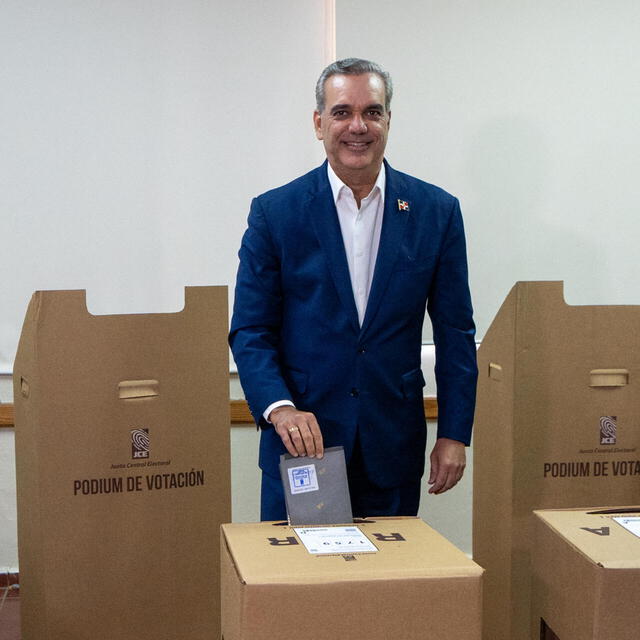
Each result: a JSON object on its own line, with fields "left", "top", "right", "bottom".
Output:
{"left": 613, "top": 515, "right": 640, "bottom": 538}
{"left": 279, "top": 446, "right": 353, "bottom": 526}
{"left": 294, "top": 525, "right": 378, "bottom": 555}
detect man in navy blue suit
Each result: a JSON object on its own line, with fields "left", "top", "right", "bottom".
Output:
{"left": 230, "top": 58, "right": 477, "bottom": 520}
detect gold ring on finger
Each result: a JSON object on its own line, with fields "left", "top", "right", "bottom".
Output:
{"left": 288, "top": 426, "right": 299, "bottom": 433}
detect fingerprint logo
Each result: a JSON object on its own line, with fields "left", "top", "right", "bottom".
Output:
{"left": 599, "top": 416, "right": 617, "bottom": 445}
{"left": 131, "top": 428, "right": 150, "bottom": 459}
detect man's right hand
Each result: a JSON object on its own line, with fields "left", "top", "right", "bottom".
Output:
{"left": 269, "top": 406, "right": 324, "bottom": 459}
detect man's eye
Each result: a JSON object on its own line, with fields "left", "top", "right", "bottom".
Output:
{"left": 333, "top": 110, "right": 348, "bottom": 117}
{"left": 367, "top": 110, "right": 383, "bottom": 117}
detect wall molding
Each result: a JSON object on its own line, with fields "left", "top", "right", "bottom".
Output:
{"left": 1, "top": 398, "right": 438, "bottom": 429}
{"left": 0, "top": 405, "right": 14, "bottom": 428}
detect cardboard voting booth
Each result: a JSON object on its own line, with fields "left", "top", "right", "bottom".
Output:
{"left": 473, "top": 281, "right": 640, "bottom": 640}
{"left": 13, "top": 287, "right": 231, "bottom": 640}
{"left": 532, "top": 507, "right": 640, "bottom": 640}
{"left": 221, "top": 518, "right": 483, "bottom": 640}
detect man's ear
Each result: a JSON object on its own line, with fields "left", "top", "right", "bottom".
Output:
{"left": 313, "top": 111, "right": 323, "bottom": 140}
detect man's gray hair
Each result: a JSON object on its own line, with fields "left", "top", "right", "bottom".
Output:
{"left": 315, "top": 58, "right": 393, "bottom": 113}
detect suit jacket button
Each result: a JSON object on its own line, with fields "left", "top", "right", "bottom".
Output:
{"left": 357, "top": 347, "right": 366, "bottom": 354}
{"left": 350, "top": 388, "right": 359, "bottom": 397}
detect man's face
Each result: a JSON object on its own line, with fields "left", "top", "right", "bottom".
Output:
{"left": 313, "top": 73, "right": 390, "bottom": 181}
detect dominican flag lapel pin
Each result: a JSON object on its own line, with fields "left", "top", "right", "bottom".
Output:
{"left": 397, "top": 199, "right": 410, "bottom": 212}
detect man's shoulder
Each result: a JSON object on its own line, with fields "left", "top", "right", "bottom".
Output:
{"left": 387, "top": 163, "right": 458, "bottom": 207}
{"left": 256, "top": 164, "right": 326, "bottom": 204}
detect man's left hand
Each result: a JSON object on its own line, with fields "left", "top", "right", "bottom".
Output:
{"left": 427, "top": 438, "right": 466, "bottom": 494}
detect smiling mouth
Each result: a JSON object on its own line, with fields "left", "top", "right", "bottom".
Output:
{"left": 343, "top": 141, "right": 371, "bottom": 150}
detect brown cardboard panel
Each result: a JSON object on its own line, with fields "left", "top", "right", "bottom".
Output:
{"left": 472, "top": 281, "right": 517, "bottom": 640}
{"left": 13, "top": 287, "right": 231, "bottom": 640}
{"left": 595, "top": 568, "right": 640, "bottom": 638}
{"left": 221, "top": 518, "right": 483, "bottom": 640}
{"left": 473, "top": 282, "right": 640, "bottom": 640}
{"left": 532, "top": 508, "right": 640, "bottom": 640}
{"left": 536, "top": 508, "right": 640, "bottom": 568}
{"left": 531, "top": 510, "right": 600, "bottom": 639}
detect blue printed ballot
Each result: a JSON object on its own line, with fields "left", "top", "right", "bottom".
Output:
{"left": 279, "top": 446, "right": 353, "bottom": 526}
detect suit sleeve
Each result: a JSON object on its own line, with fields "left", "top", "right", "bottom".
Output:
{"left": 229, "top": 197, "right": 291, "bottom": 428}
{"left": 426, "top": 198, "right": 478, "bottom": 445}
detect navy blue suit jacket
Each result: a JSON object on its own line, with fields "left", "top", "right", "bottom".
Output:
{"left": 229, "top": 160, "right": 477, "bottom": 488}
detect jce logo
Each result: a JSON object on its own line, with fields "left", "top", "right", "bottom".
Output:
{"left": 131, "top": 428, "right": 150, "bottom": 459}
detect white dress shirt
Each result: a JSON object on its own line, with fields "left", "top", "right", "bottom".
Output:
{"left": 264, "top": 163, "right": 386, "bottom": 421}
{"left": 327, "top": 162, "right": 385, "bottom": 326}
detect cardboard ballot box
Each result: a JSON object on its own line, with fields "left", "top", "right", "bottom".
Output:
{"left": 221, "top": 518, "right": 484, "bottom": 640}
{"left": 531, "top": 507, "right": 640, "bottom": 640}
{"left": 13, "top": 288, "right": 231, "bottom": 640}
{"left": 473, "top": 282, "right": 640, "bottom": 640}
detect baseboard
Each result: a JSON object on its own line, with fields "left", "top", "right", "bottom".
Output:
{"left": 0, "top": 571, "right": 19, "bottom": 597}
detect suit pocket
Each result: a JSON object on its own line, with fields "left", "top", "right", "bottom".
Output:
{"left": 284, "top": 367, "right": 308, "bottom": 395}
{"left": 401, "top": 368, "right": 426, "bottom": 399}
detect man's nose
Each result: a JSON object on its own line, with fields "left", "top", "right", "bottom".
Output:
{"left": 348, "top": 113, "right": 367, "bottom": 133}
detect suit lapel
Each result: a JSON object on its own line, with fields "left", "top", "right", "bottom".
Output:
{"left": 308, "top": 165, "right": 360, "bottom": 333}
{"left": 360, "top": 163, "right": 410, "bottom": 336}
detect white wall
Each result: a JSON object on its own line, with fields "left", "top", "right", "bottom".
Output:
{"left": 337, "top": 0, "right": 640, "bottom": 338}
{"left": 4, "top": 0, "right": 638, "bottom": 571}
{"left": 0, "top": 0, "right": 330, "bottom": 570}
{"left": 0, "top": 0, "right": 329, "bottom": 370}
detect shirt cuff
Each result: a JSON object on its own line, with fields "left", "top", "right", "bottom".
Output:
{"left": 263, "top": 400, "right": 295, "bottom": 423}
